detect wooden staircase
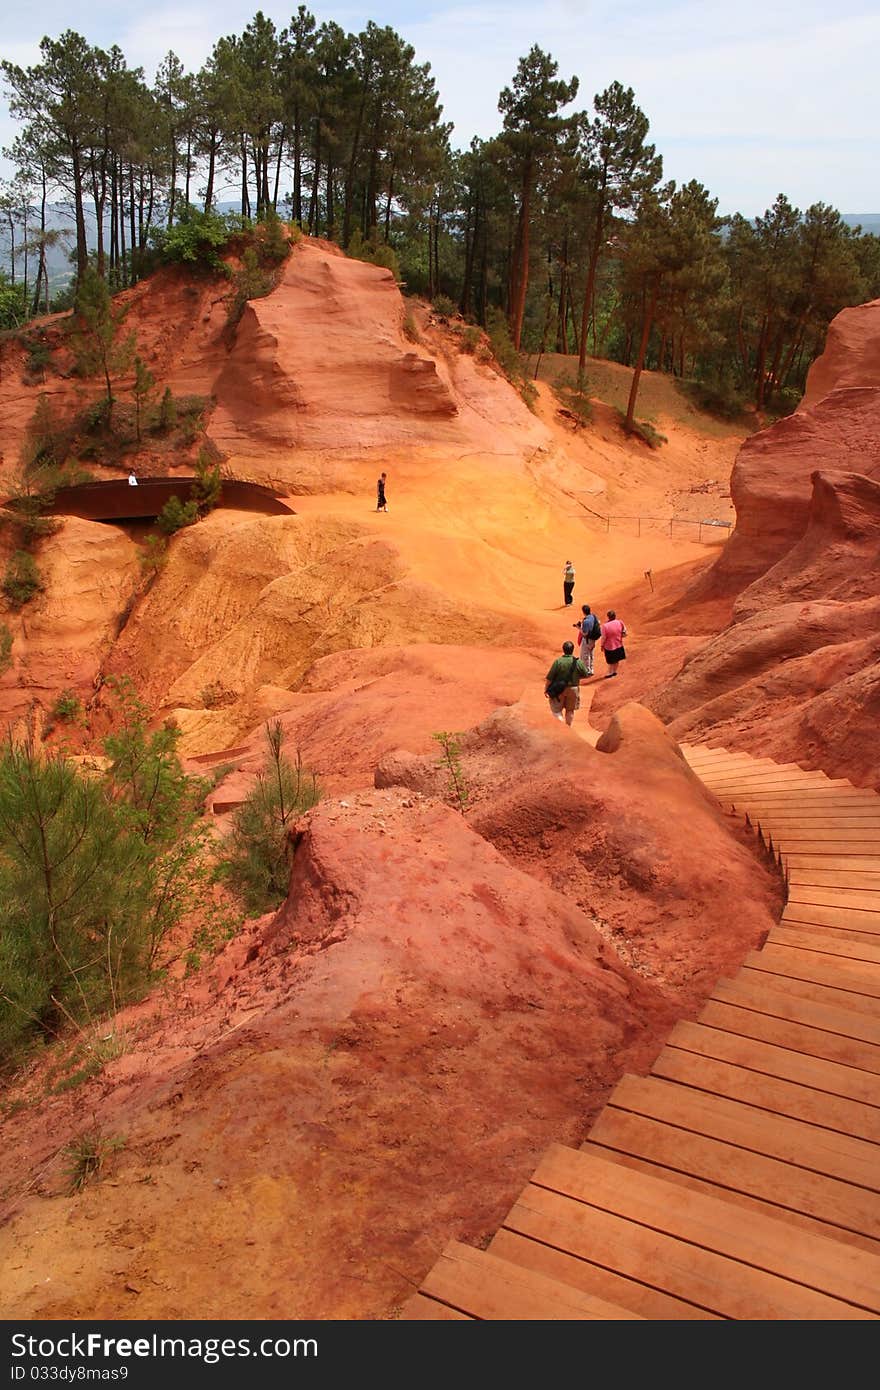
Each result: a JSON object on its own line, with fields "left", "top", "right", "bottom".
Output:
{"left": 403, "top": 743, "right": 880, "bottom": 1319}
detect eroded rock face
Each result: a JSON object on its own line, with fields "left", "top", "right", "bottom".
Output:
{"left": 211, "top": 247, "right": 458, "bottom": 454}
{"left": 0, "top": 517, "right": 139, "bottom": 723}
{"left": 650, "top": 298, "right": 880, "bottom": 787}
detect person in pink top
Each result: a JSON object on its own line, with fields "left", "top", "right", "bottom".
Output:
{"left": 600, "top": 610, "right": 627, "bottom": 677}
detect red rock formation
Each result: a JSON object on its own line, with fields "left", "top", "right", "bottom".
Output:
{"left": 649, "top": 298, "right": 880, "bottom": 786}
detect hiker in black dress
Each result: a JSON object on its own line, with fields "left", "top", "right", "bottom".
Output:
{"left": 376, "top": 472, "right": 388, "bottom": 511}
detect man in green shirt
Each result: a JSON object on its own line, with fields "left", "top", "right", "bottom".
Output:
{"left": 544, "top": 640, "right": 589, "bottom": 726}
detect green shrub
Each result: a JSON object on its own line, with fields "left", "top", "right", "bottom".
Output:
{"left": 256, "top": 208, "right": 292, "bottom": 267}
{"left": 151, "top": 206, "right": 233, "bottom": 272}
{"left": 227, "top": 247, "right": 276, "bottom": 327}
{"left": 23, "top": 394, "right": 71, "bottom": 472}
{"left": 217, "top": 721, "right": 320, "bottom": 914}
{"left": 402, "top": 312, "right": 421, "bottom": 344}
{"left": 679, "top": 369, "right": 750, "bottom": 422}
{"left": 23, "top": 337, "right": 53, "bottom": 383}
{"left": 346, "top": 229, "right": 400, "bottom": 281}
{"left": 156, "top": 495, "right": 199, "bottom": 535}
{"left": 0, "top": 624, "right": 12, "bottom": 675}
{"left": 63, "top": 1128, "right": 125, "bottom": 1193}
{"left": 2, "top": 551, "right": 44, "bottom": 609}
{"left": 51, "top": 690, "right": 82, "bottom": 723}
{"left": 615, "top": 410, "right": 667, "bottom": 448}
{"left": 432, "top": 294, "right": 457, "bottom": 318}
{"left": 460, "top": 325, "right": 481, "bottom": 355}
{"left": 191, "top": 449, "right": 222, "bottom": 513}
{"left": 554, "top": 373, "right": 593, "bottom": 429}
{"left": 0, "top": 703, "right": 207, "bottom": 1069}
{"left": 158, "top": 386, "right": 177, "bottom": 432}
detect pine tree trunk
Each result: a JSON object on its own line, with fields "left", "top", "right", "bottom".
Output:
{"left": 205, "top": 139, "right": 216, "bottom": 212}
{"left": 71, "top": 140, "right": 89, "bottom": 286}
{"left": 510, "top": 158, "right": 532, "bottom": 351}
{"left": 577, "top": 196, "right": 606, "bottom": 380}
{"left": 625, "top": 280, "right": 660, "bottom": 431}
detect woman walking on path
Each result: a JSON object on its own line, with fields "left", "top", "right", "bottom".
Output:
{"left": 600, "top": 610, "right": 627, "bottom": 677}
{"left": 562, "top": 559, "right": 576, "bottom": 606}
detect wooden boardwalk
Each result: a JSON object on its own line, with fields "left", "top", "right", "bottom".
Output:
{"left": 403, "top": 744, "right": 880, "bottom": 1320}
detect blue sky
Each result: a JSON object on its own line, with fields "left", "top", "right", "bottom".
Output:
{"left": 2, "top": 0, "right": 878, "bottom": 215}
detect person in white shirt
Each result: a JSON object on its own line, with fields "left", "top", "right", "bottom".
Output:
{"left": 128, "top": 471, "right": 138, "bottom": 486}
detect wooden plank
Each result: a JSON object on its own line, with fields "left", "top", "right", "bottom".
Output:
{"left": 782, "top": 903, "right": 880, "bottom": 938}
{"left": 738, "top": 795, "right": 880, "bottom": 809}
{"left": 756, "top": 817, "right": 878, "bottom": 828}
{"left": 789, "top": 871, "right": 880, "bottom": 891}
{"left": 586, "top": 1108, "right": 880, "bottom": 1245}
{"left": 784, "top": 855, "right": 880, "bottom": 873}
{"left": 533, "top": 1145, "right": 880, "bottom": 1315}
{"left": 703, "top": 775, "right": 846, "bottom": 791}
{"left": 608, "top": 1074, "right": 880, "bottom": 1192}
{"left": 700, "top": 996, "right": 880, "bottom": 1071}
{"left": 745, "top": 945, "right": 880, "bottom": 999}
{"left": 489, "top": 1228, "right": 719, "bottom": 1321}
{"left": 772, "top": 830, "right": 880, "bottom": 845}
{"left": 777, "top": 844, "right": 880, "bottom": 861}
{"left": 653, "top": 1041, "right": 880, "bottom": 1143}
{"left": 735, "top": 966, "right": 880, "bottom": 1020}
{"left": 659, "top": 1020, "right": 880, "bottom": 1113}
{"left": 420, "top": 1240, "right": 644, "bottom": 1320}
{"left": 504, "top": 1181, "right": 866, "bottom": 1320}
{"left": 733, "top": 790, "right": 880, "bottom": 803}
{"left": 787, "top": 886, "right": 880, "bottom": 913}
{"left": 770, "top": 926, "right": 880, "bottom": 964}
{"left": 712, "top": 974, "right": 880, "bottom": 1041}
{"left": 581, "top": 1141, "right": 880, "bottom": 1258}
{"left": 401, "top": 1293, "right": 473, "bottom": 1320}
{"left": 775, "top": 923, "right": 880, "bottom": 950}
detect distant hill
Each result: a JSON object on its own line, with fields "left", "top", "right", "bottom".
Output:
{"left": 842, "top": 214, "right": 880, "bottom": 234}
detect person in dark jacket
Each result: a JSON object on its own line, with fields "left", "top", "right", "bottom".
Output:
{"left": 376, "top": 472, "right": 388, "bottom": 511}
{"left": 573, "top": 604, "right": 601, "bottom": 676}
{"left": 544, "top": 640, "right": 588, "bottom": 726}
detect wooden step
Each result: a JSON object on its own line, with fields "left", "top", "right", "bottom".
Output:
{"left": 787, "top": 887, "right": 880, "bottom": 914}
{"left": 759, "top": 819, "right": 880, "bottom": 835}
{"left": 778, "top": 841, "right": 880, "bottom": 861}
{"left": 585, "top": 1109, "right": 880, "bottom": 1254}
{"left": 782, "top": 903, "right": 880, "bottom": 939}
{"left": 784, "top": 855, "right": 880, "bottom": 874}
{"left": 771, "top": 830, "right": 880, "bottom": 846}
{"left": 744, "top": 945, "right": 880, "bottom": 1000}
{"left": 501, "top": 1174, "right": 872, "bottom": 1319}
{"left": 414, "top": 1240, "right": 644, "bottom": 1320}
{"left": 652, "top": 1048, "right": 880, "bottom": 1146}
{"left": 735, "top": 964, "right": 880, "bottom": 1020}
{"left": 769, "top": 926, "right": 880, "bottom": 965}
{"left": 532, "top": 1146, "right": 880, "bottom": 1315}
{"left": 789, "top": 870, "right": 880, "bottom": 892}
{"left": 401, "top": 1293, "right": 472, "bottom": 1320}
{"left": 607, "top": 1074, "right": 880, "bottom": 1191}
{"left": 702, "top": 773, "right": 841, "bottom": 788}
{"left": 711, "top": 974, "right": 880, "bottom": 1040}
{"left": 489, "top": 1228, "right": 720, "bottom": 1320}
{"left": 699, "top": 995, "right": 880, "bottom": 1070}
{"left": 655, "top": 1020, "right": 880, "bottom": 1120}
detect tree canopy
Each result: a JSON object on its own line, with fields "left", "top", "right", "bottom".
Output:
{"left": 2, "top": 14, "right": 878, "bottom": 416}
